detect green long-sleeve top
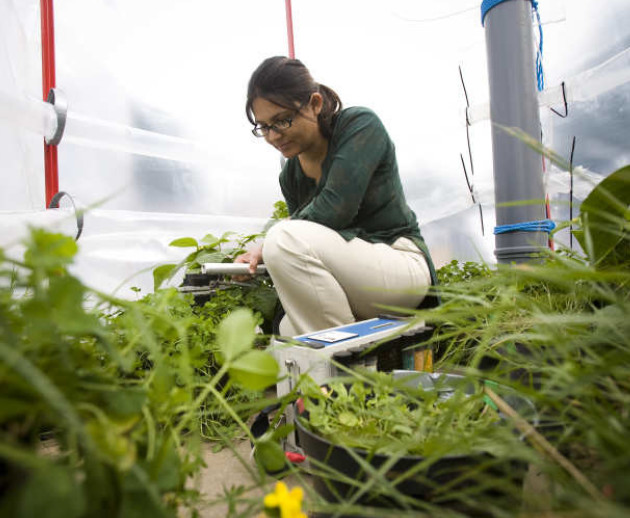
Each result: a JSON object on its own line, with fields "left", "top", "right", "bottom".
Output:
{"left": 279, "top": 106, "right": 439, "bottom": 302}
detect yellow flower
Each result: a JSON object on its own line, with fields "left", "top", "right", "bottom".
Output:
{"left": 263, "top": 481, "right": 306, "bottom": 518}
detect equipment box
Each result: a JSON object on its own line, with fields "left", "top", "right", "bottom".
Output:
{"left": 272, "top": 317, "right": 433, "bottom": 399}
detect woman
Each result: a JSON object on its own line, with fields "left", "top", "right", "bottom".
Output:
{"left": 236, "top": 56, "right": 438, "bottom": 336}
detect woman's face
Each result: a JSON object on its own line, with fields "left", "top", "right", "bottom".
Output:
{"left": 251, "top": 94, "right": 323, "bottom": 158}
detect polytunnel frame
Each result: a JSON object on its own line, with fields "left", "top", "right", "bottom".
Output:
{"left": 37, "top": 0, "right": 298, "bottom": 208}
{"left": 37, "top": 0, "right": 549, "bottom": 265}
{"left": 22, "top": 0, "right": 626, "bottom": 263}
{"left": 40, "top": 0, "right": 58, "bottom": 207}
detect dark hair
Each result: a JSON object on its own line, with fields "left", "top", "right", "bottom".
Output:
{"left": 246, "top": 56, "right": 342, "bottom": 140}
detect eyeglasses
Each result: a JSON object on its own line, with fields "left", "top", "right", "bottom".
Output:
{"left": 251, "top": 99, "right": 310, "bottom": 138}
{"left": 251, "top": 115, "right": 296, "bottom": 138}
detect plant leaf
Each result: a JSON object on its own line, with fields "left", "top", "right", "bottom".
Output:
{"left": 199, "top": 233, "right": 220, "bottom": 247}
{"left": 195, "top": 251, "right": 228, "bottom": 264}
{"left": 23, "top": 229, "right": 78, "bottom": 272}
{"left": 153, "top": 264, "right": 178, "bottom": 291}
{"left": 8, "top": 464, "right": 86, "bottom": 518}
{"left": 49, "top": 276, "right": 103, "bottom": 335}
{"left": 574, "top": 165, "right": 630, "bottom": 266}
{"left": 228, "top": 350, "right": 279, "bottom": 390}
{"left": 0, "top": 396, "right": 40, "bottom": 421}
{"left": 169, "top": 237, "right": 198, "bottom": 248}
{"left": 216, "top": 308, "right": 257, "bottom": 362}
{"left": 253, "top": 432, "right": 286, "bottom": 473}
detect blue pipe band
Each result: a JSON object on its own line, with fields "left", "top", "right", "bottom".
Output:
{"left": 481, "top": 0, "right": 539, "bottom": 26}
{"left": 494, "top": 219, "right": 556, "bottom": 235}
{"left": 481, "top": 0, "right": 510, "bottom": 25}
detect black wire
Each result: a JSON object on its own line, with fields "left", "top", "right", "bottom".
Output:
{"left": 458, "top": 66, "right": 483, "bottom": 236}
{"left": 460, "top": 154, "right": 475, "bottom": 202}
{"left": 458, "top": 65, "right": 470, "bottom": 107}
{"left": 459, "top": 66, "right": 475, "bottom": 179}
{"left": 460, "top": 154, "right": 485, "bottom": 236}
{"left": 550, "top": 81, "right": 568, "bottom": 118}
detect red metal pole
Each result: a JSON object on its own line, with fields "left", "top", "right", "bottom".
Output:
{"left": 285, "top": 0, "right": 295, "bottom": 59}
{"left": 40, "top": 0, "right": 59, "bottom": 207}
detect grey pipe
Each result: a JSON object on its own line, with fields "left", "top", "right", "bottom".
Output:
{"left": 484, "top": 0, "right": 548, "bottom": 263}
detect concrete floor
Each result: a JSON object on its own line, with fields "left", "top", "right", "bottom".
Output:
{"left": 42, "top": 434, "right": 550, "bottom": 517}
{"left": 191, "top": 441, "right": 552, "bottom": 518}
{"left": 192, "top": 439, "right": 306, "bottom": 518}
{"left": 192, "top": 440, "right": 261, "bottom": 517}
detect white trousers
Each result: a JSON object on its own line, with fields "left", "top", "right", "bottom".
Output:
{"left": 263, "top": 220, "right": 431, "bottom": 336}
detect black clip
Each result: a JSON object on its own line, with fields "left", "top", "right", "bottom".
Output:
{"left": 550, "top": 81, "right": 568, "bottom": 118}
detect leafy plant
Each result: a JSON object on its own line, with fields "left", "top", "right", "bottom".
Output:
{"left": 270, "top": 200, "right": 289, "bottom": 222}
{"left": 571, "top": 165, "right": 630, "bottom": 268}
{"left": 153, "top": 200, "right": 289, "bottom": 291}
{"left": 4, "top": 161, "right": 629, "bottom": 518}
{"left": 151, "top": 202, "right": 288, "bottom": 334}
{"left": 284, "top": 165, "right": 630, "bottom": 517}
{"left": 299, "top": 372, "right": 506, "bottom": 457}
{"left": 409, "top": 169, "right": 630, "bottom": 515}
{"left": 0, "top": 228, "right": 280, "bottom": 517}
{"left": 152, "top": 230, "right": 257, "bottom": 290}
{"left": 436, "top": 259, "right": 492, "bottom": 285}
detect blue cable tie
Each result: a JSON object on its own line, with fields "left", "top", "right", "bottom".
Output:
{"left": 481, "top": 0, "right": 545, "bottom": 90}
{"left": 533, "top": 1, "right": 545, "bottom": 91}
{"left": 494, "top": 219, "right": 556, "bottom": 235}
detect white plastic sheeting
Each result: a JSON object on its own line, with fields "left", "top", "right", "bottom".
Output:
{"left": 467, "top": 48, "right": 630, "bottom": 125}
{"left": 0, "top": 0, "right": 46, "bottom": 210}
{"left": 1, "top": 0, "right": 629, "bottom": 295}
{"left": 0, "top": 208, "right": 268, "bottom": 298}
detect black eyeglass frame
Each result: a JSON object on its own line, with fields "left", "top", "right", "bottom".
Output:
{"left": 251, "top": 99, "right": 310, "bottom": 138}
{"left": 251, "top": 116, "right": 296, "bottom": 138}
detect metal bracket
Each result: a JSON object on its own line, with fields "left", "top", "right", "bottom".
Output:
{"left": 45, "top": 88, "right": 68, "bottom": 145}
{"left": 48, "top": 191, "right": 84, "bottom": 241}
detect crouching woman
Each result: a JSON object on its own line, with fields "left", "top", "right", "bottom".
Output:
{"left": 236, "top": 56, "right": 438, "bottom": 336}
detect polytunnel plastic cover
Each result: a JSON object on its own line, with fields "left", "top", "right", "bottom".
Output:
{"left": 1, "top": 0, "right": 629, "bottom": 295}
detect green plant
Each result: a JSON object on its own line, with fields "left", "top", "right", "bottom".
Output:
{"left": 571, "top": 165, "right": 630, "bottom": 268}
{"left": 0, "top": 228, "right": 280, "bottom": 517}
{"left": 152, "top": 230, "right": 259, "bottom": 289}
{"left": 285, "top": 164, "right": 630, "bottom": 517}
{"left": 4, "top": 160, "right": 629, "bottom": 518}
{"left": 413, "top": 168, "right": 630, "bottom": 516}
{"left": 270, "top": 200, "right": 289, "bottom": 222}
{"left": 299, "top": 372, "right": 507, "bottom": 457}
{"left": 437, "top": 259, "right": 492, "bottom": 285}
{"left": 151, "top": 202, "right": 288, "bottom": 334}
{"left": 152, "top": 200, "right": 289, "bottom": 291}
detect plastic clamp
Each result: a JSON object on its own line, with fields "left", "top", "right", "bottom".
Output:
{"left": 48, "top": 191, "right": 84, "bottom": 241}
{"left": 45, "top": 88, "right": 68, "bottom": 146}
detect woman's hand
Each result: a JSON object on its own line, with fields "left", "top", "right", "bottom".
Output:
{"left": 233, "top": 244, "right": 263, "bottom": 280}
